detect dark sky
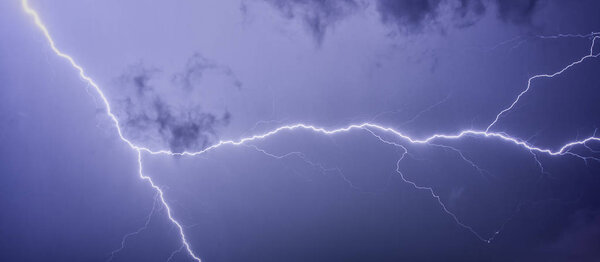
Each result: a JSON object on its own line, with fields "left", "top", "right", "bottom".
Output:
{"left": 1, "top": 0, "right": 600, "bottom": 261}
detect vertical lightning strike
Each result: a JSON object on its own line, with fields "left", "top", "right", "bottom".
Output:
{"left": 21, "top": 1, "right": 202, "bottom": 261}
{"left": 21, "top": 0, "right": 140, "bottom": 152}
{"left": 21, "top": 0, "right": 600, "bottom": 256}
{"left": 137, "top": 151, "right": 202, "bottom": 261}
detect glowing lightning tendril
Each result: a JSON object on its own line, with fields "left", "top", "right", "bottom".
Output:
{"left": 21, "top": 0, "right": 600, "bottom": 260}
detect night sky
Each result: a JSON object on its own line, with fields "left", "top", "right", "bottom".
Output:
{"left": 2, "top": 0, "right": 600, "bottom": 261}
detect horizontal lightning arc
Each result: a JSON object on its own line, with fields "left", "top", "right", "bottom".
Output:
{"left": 155, "top": 123, "right": 600, "bottom": 157}
{"left": 21, "top": 0, "right": 600, "bottom": 260}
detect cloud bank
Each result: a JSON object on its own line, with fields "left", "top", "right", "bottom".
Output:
{"left": 263, "top": 0, "right": 540, "bottom": 41}
{"left": 111, "top": 54, "right": 240, "bottom": 153}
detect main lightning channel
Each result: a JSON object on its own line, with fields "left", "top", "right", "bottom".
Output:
{"left": 21, "top": 0, "right": 600, "bottom": 260}
{"left": 21, "top": 1, "right": 202, "bottom": 261}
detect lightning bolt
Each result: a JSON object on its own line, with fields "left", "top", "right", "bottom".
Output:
{"left": 21, "top": 1, "right": 202, "bottom": 261}
{"left": 21, "top": 0, "right": 600, "bottom": 260}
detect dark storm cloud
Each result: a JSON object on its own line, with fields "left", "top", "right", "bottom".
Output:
{"left": 494, "top": 0, "right": 539, "bottom": 24}
{"left": 172, "top": 53, "right": 242, "bottom": 91}
{"left": 264, "top": 0, "right": 360, "bottom": 43}
{"left": 264, "top": 0, "right": 540, "bottom": 39}
{"left": 116, "top": 62, "right": 160, "bottom": 96}
{"left": 376, "top": 0, "right": 442, "bottom": 31}
{"left": 114, "top": 55, "right": 237, "bottom": 153}
{"left": 152, "top": 98, "right": 231, "bottom": 153}
{"left": 376, "top": 0, "right": 541, "bottom": 31}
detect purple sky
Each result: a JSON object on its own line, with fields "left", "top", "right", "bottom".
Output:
{"left": 2, "top": 0, "right": 600, "bottom": 261}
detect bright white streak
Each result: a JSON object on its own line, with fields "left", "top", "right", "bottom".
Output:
{"left": 21, "top": 0, "right": 600, "bottom": 258}
{"left": 21, "top": 1, "right": 202, "bottom": 261}
{"left": 136, "top": 150, "right": 201, "bottom": 261}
